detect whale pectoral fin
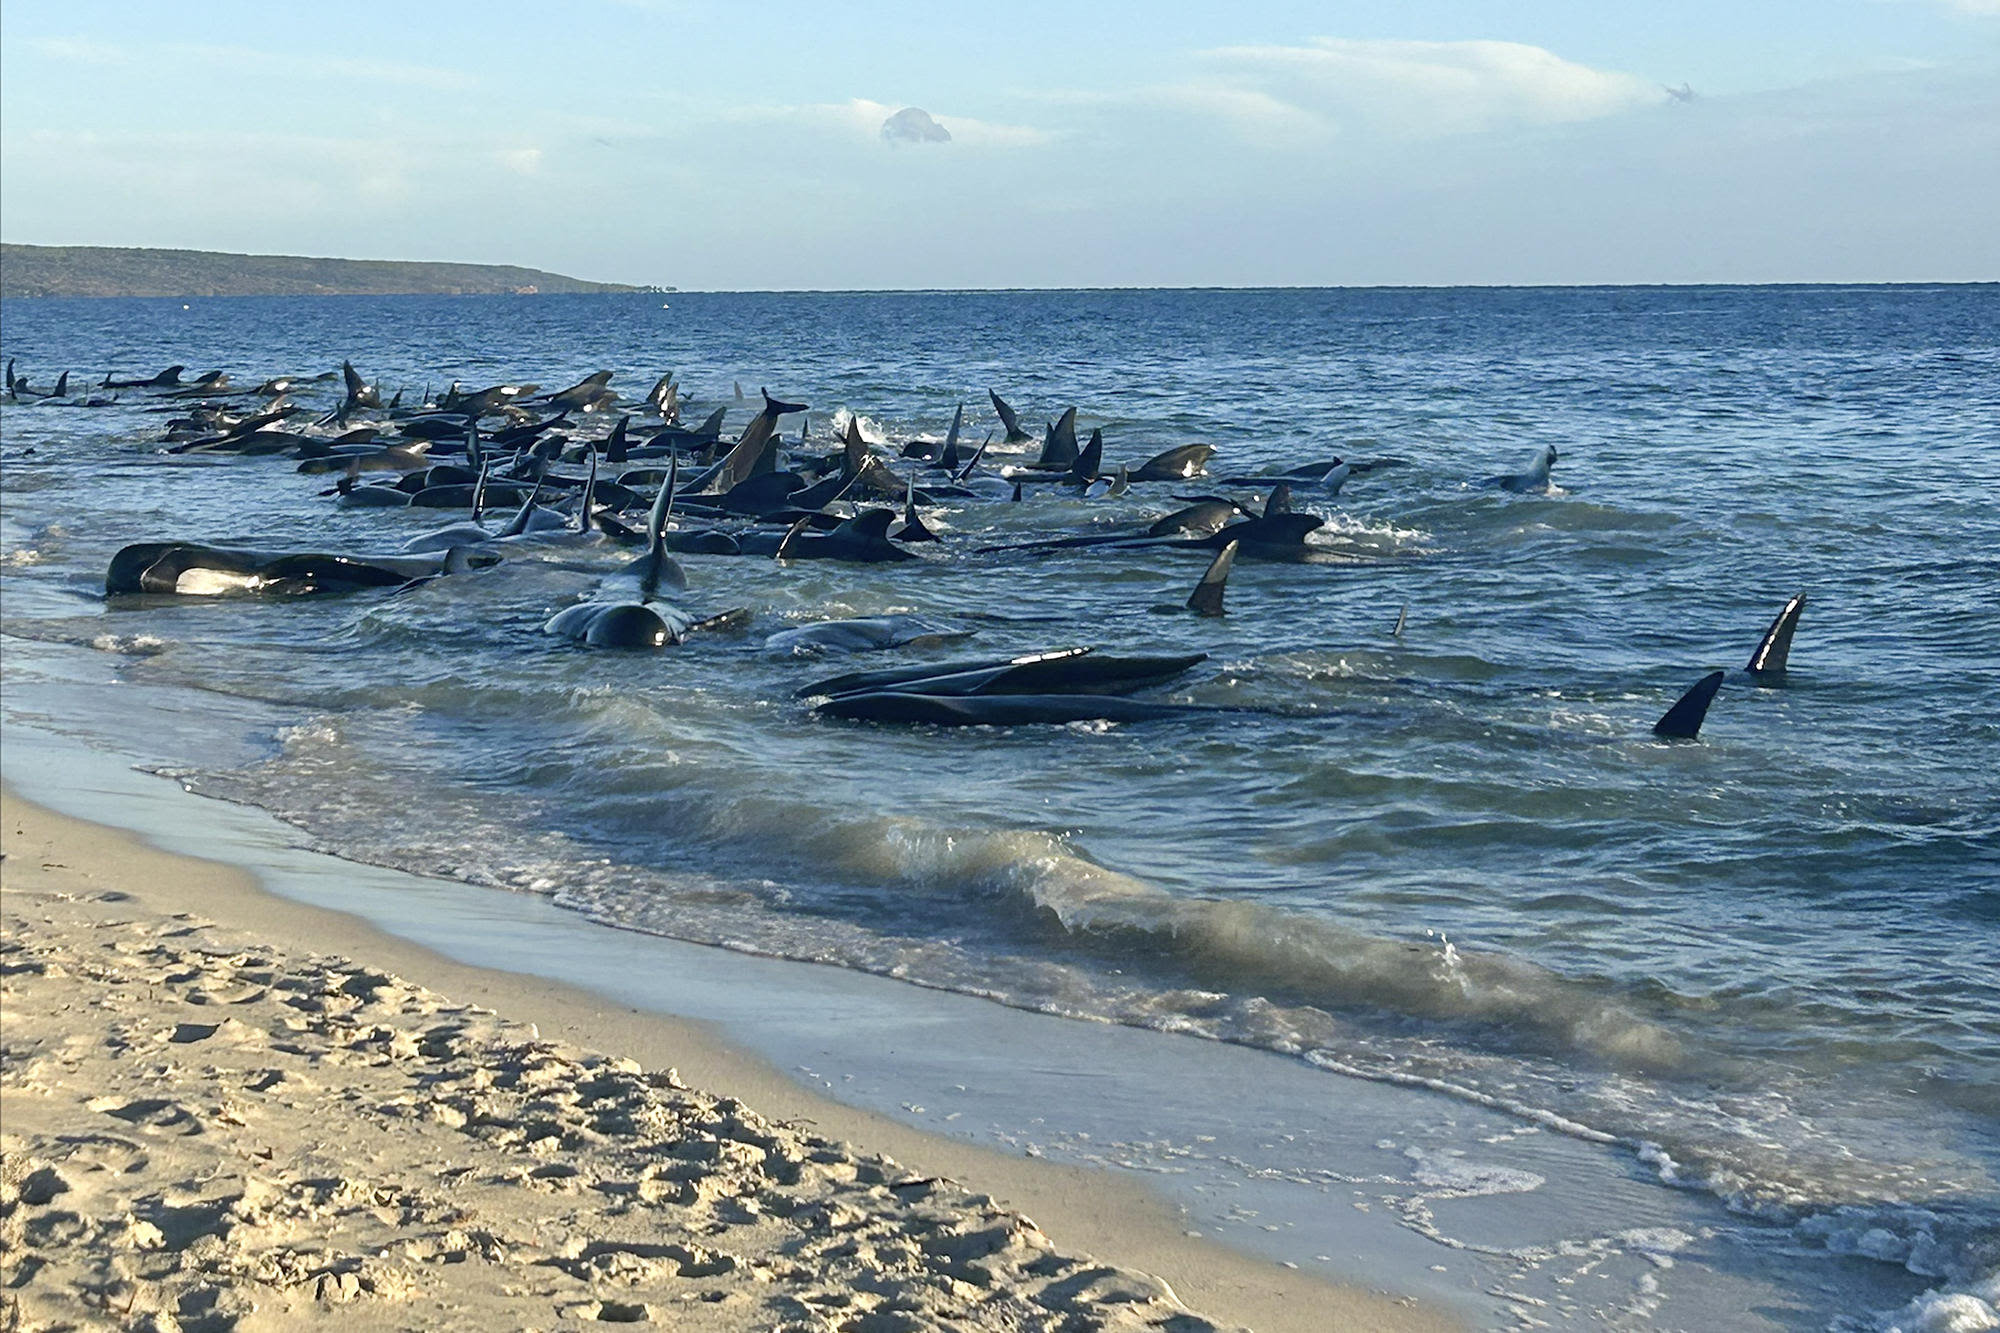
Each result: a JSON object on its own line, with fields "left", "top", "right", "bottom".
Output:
{"left": 1745, "top": 591, "right": 1806, "bottom": 680}
{"left": 1187, "top": 540, "right": 1238, "bottom": 617}
{"left": 1653, "top": 671, "right": 1726, "bottom": 740}
{"left": 775, "top": 515, "right": 813, "bottom": 563}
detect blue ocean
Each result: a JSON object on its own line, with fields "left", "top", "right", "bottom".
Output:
{"left": 3, "top": 285, "right": 1995, "bottom": 1327}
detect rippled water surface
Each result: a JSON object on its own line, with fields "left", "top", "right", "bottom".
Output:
{"left": 3, "top": 286, "right": 1997, "bottom": 1314}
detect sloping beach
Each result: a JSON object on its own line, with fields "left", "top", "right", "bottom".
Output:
{"left": 1, "top": 789, "right": 1446, "bottom": 1333}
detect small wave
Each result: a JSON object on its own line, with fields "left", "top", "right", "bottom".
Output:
{"left": 89, "top": 633, "right": 170, "bottom": 656}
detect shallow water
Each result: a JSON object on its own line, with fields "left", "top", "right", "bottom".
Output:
{"left": 3, "top": 286, "right": 1996, "bottom": 1324}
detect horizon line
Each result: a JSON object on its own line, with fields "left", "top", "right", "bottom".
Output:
{"left": 5, "top": 280, "right": 1996, "bottom": 300}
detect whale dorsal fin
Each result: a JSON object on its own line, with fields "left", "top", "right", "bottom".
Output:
{"left": 1068, "top": 428, "right": 1103, "bottom": 485}
{"left": 498, "top": 467, "right": 546, "bottom": 538}
{"left": 844, "top": 416, "right": 869, "bottom": 479}
{"left": 941, "top": 403, "right": 964, "bottom": 470}
{"left": 605, "top": 415, "right": 630, "bottom": 465}
{"left": 1188, "top": 540, "right": 1238, "bottom": 617}
{"left": 1746, "top": 591, "right": 1806, "bottom": 677}
{"left": 1654, "top": 671, "right": 1726, "bottom": 740}
{"left": 900, "top": 473, "right": 939, "bottom": 543}
{"left": 572, "top": 444, "right": 598, "bottom": 534}
{"left": 1038, "top": 407, "right": 1079, "bottom": 469}
{"left": 1264, "top": 483, "right": 1293, "bottom": 516}
{"left": 638, "top": 452, "right": 686, "bottom": 598}
{"left": 1392, "top": 604, "right": 1407, "bottom": 637}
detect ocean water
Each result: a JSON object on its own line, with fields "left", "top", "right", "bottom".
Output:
{"left": 3, "top": 286, "right": 1997, "bottom": 1326}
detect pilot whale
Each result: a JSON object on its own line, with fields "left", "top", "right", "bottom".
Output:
{"left": 543, "top": 455, "right": 744, "bottom": 648}
{"left": 106, "top": 543, "right": 495, "bottom": 597}
{"left": 1485, "top": 445, "right": 1559, "bottom": 493}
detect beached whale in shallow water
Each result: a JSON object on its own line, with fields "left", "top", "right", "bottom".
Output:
{"left": 773, "top": 509, "right": 916, "bottom": 563}
{"left": 799, "top": 648, "right": 1209, "bottom": 700}
{"left": 106, "top": 543, "right": 495, "bottom": 597}
{"left": 1128, "top": 443, "right": 1215, "bottom": 482}
{"left": 543, "top": 454, "right": 745, "bottom": 648}
{"left": 766, "top": 615, "right": 972, "bottom": 656}
{"left": 1484, "top": 445, "right": 1559, "bottom": 493}
{"left": 100, "top": 365, "right": 186, "bottom": 390}
{"left": 815, "top": 692, "right": 1232, "bottom": 726}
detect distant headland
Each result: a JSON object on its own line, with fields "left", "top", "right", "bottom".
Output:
{"left": 0, "top": 245, "right": 650, "bottom": 299}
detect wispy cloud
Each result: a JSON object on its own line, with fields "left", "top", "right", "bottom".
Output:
{"left": 1888, "top": 0, "right": 2000, "bottom": 14}
{"left": 30, "top": 36, "right": 479, "bottom": 90}
{"left": 1200, "top": 38, "right": 1660, "bottom": 140}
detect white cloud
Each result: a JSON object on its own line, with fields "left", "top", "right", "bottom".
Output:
{"left": 1199, "top": 37, "right": 1659, "bottom": 140}
{"left": 1142, "top": 83, "right": 1334, "bottom": 144}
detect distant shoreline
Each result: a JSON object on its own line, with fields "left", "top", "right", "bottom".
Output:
{"left": 0, "top": 244, "right": 647, "bottom": 299}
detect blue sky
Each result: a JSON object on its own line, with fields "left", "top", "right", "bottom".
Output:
{"left": 2, "top": 1, "right": 1995, "bottom": 287}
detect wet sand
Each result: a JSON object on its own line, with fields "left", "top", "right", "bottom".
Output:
{"left": 1, "top": 789, "right": 1453, "bottom": 1332}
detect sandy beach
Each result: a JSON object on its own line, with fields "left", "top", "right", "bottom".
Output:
{"left": 1, "top": 789, "right": 1451, "bottom": 1332}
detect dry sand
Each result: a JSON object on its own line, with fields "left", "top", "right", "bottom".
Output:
{"left": 0, "top": 790, "right": 1453, "bottom": 1332}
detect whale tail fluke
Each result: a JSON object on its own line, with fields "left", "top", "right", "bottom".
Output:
{"left": 990, "top": 390, "right": 1031, "bottom": 443}
{"left": 1654, "top": 671, "right": 1726, "bottom": 740}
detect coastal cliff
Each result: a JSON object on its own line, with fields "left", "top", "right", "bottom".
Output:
{"left": 0, "top": 244, "right": 642, "bottom": 298}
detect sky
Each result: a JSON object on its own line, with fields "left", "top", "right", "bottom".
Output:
{"left": 1, "top": 1, "right": 1996, "bottom": 289}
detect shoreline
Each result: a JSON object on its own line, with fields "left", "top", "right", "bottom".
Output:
{"left": 0, "top": 782, "right": 1450, "bottom": 1333}
{"left": 0, "top": 668, "right": 1946, "bottom": 1332}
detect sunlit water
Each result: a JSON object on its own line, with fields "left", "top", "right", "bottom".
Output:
{"left": 4, "top": 287, "right": 1996, "bottom": 1320}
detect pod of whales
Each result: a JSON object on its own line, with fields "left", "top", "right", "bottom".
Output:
{"left": 58, "top": 350, "right": 1823, "bottom": 747}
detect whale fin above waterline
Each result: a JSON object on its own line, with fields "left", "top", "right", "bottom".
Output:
{"left": 1187, "top": 540, "right": 1238, "bottom": 617}
{"left": 1745, "top": 591, "right": 1806, "bottom": 681}
{"left": 1653, "top": 670, "right": 1726, "bottom": 740}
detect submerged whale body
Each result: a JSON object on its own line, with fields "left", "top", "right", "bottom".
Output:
{"left": 801, "top": 648, "right": 1209, "bottom": 700}
{"left": 765, "top": 615, "right": 972, "bottom": 656}
{"left": 1485, "top": 445, "right": 1559, "bottom": 493}
{"left": 814, "top": 692, "right": 1227, "bottom": 726}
